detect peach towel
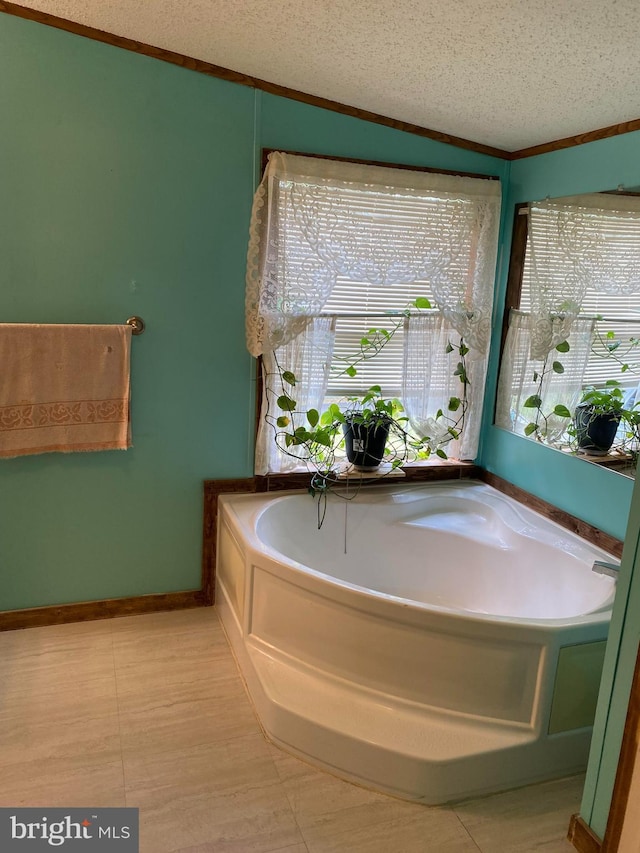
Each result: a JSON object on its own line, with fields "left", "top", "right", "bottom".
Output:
{"left": 0, "top": 324, "right": 132, "bottom": 458}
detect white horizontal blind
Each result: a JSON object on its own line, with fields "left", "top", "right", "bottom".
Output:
{"left": 321, "top": 278, "right": 437, "bottom": 398}
{"left": 521, "top": 213, "right": 640, "bottom": 388}
{"left": 274, "top": 167, "right": 491, "bottom": 404}
{"left": 305, "top": 188, "right": 482, "bottom": 400}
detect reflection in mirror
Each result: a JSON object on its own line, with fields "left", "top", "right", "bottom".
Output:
{"left": 496, "top": 191, "right": 640, "bottom": 478}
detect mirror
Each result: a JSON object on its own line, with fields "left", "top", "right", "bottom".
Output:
{"left": 496, "top": 189, "right": 640, "bottom": 478}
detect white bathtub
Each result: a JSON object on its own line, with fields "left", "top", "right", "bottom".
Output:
{"left": 215, "top": 479, "right": 617, "bottom": 803}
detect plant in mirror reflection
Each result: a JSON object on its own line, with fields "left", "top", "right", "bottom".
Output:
{"left": 522, "top": 340, "right": 573, "bottom": 443}
{"left": 522, "top": 325, "right": 640, "bottom": 465}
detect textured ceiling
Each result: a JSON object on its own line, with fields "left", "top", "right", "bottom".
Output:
{"left": 12, "top": 0, "right": 640, "bottom": 152}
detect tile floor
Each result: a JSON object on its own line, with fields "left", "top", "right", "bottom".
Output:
{"left": 0, "top": 608, "right": 581, "bottom": 852}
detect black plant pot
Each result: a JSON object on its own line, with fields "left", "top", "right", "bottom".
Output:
{"left": 574, "top": 403, "right": 621, "bottom": 456}
{"left": 342, "top": 418, "right": 391, "bottom": 471}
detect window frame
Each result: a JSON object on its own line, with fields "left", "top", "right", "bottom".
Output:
{"left": 253, "top": 148, "right": 500, "bottom": 475}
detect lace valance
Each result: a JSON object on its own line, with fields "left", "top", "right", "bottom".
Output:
{"left": 246, "top": 152, "right": 501, "bottom": 356}
{"left": 528, "top": 194, "right": 640, "bottom": 359}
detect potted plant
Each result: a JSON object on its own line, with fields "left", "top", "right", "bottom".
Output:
{"left": 270, "top": 299, "right": 470, "bottom": 504}
{"left": 274, "top": 379, "right": 425, "bottom": 484}
{"left": 342, "top": 403, "right": 393, "bottom": 471}
{"left": 573, "top": 381, "right": 638, "bottom": 456}
{"left": 329, "top": 386, "right": 407, "bottom": 471}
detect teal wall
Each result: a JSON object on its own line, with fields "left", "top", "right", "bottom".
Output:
{"left": 1, "top": 14, "right": 257, "bottom": 609}
{"left": 0, "top": 13, "right": 507, "bottom": 611}
{"left": 477, "top": 133, "right": 640, "bottom": 839}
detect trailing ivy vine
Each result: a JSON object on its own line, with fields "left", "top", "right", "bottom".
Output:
{"left": 263, "top": 299, "right": 472, "bottom": 516}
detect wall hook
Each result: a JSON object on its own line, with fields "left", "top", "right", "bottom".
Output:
{"left": 126, "top": 316, "right": 145, "bottom": 335}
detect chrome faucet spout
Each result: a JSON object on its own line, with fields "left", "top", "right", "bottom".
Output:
{"left": 592, "top": 560, "right": 621, "bottom": 579}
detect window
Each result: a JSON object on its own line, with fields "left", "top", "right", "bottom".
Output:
{"left": 321, "top": 277, "right": 435, "bottom": 400}
{"left": 246, "top": 152, "right": 501, "bottom": 474}
{"left": 518, "top": 202, "right": 640, "bottom": 388}
{"left": 496, "top": 194, "right": 640, "bottom": 457}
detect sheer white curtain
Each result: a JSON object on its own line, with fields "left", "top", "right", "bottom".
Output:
{"left": 246, "top": 151, "right": 501, "bottom": 471}
{"left": 403, "top": 314, "right": 488, "bottom": 459}
{"left": 496, "top": 310, "right": 595, "bottom": 443}
{"left": 256, "top": 316, "right": 335, "bottom": 475}
{"left": 528, "top": 194, "right": 640, "bottom": 359}
{"left": 246, "top": 152, "right": 501, "bottom": 357}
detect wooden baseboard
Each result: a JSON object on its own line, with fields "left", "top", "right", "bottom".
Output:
{"left": 568, "top": 814, "right": 602, "bottom": 853}
{"left": 0, "top": 589, "right": 206, "bottom": 632}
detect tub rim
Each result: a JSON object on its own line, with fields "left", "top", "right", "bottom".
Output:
{"left": 218, "top": 480, "right": 617, "bottom": 630}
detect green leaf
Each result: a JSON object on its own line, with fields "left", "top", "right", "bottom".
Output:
{"left": 606, "top": 330, "right": 615, "bottom": 339}
{"left": 276, "top": 416, "right": 290, "bottom": 428}
{"left": 436, "top": 408, "right": 444, "bottom": 419}
{"left": 345, "top": 365, "right": 357, "bottom": 377}
{"left": 524, "top": 423, "right": 538, "bottom": 436}
{"left": 448, "top": 396, "right": 461, "bottom": 412}
{"left": 448, "top": 428, "right": 460, "bottom": 439}
{"left": 329, "top": 403, "right": 345, "bottom": 423}
{"left": 436, "top": 448, "right": 448, "bottom": 459}
{"left": 555, "top": 340, "right": 570, "bottom": 353}
{"left": 453, "top": 362, "right": 468, "bottom": 384}
{"left": 552, "top": 361, "right": 565, "bottom": 374}
{"left": 532, "top": 371, "right": 540, "bottom": 382}
{"left": 281, "top": 370, "right": 297, "bottom": 386}
{"left": 307, "top": 408, "right": 319, "bottom": 427}
{"left": 622, "top": 363, "right": 630, "bottom": 372}
{"left": 445, "top": 342, "right": 454, "bottom": 354}
{"left": 459, "top": 343, "right": 470, "bottom": 357}
{"left": 414, "top": 296, "right": 432, "bottom": 309}
{"left": 314, "top": 429, "right": 332, "bottom": 447}
{"left": 276, "top": 394, "right": 296, "bottom": 411}
{"left": 553, "top": 404, "right": 571, "bottom": 418}
{"left": 523, "top": 394, "right": 542, "bottom": 409}
{"left": 360, "top": 337, "right": 370, "bottom": 347}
